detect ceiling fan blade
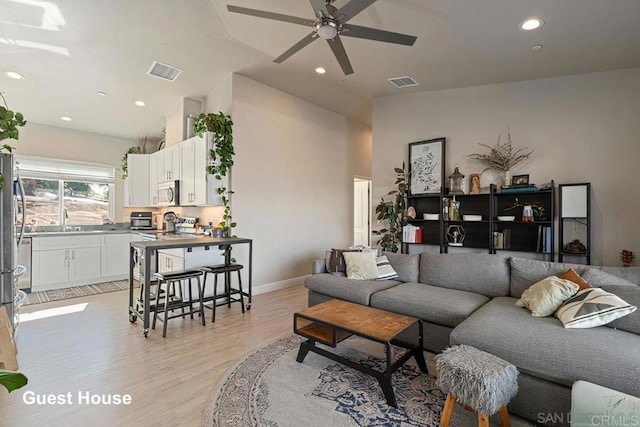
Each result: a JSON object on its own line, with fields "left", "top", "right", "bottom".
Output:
{"left": 273, "top": 32, "right": 318, "bottom": 63}
{"left": 334, "top": 0, "right": 377, "bottom": 23}
{"left": 327, "top": 36, "right": 354, "bottom": 75}
{"left": 341, "top": 24, "right": 417, "bottom": 46}
{"left": 309, "top": 0, "right": 329, "bottom": 18}
{"left": 227, "top": 5, "right": 315, "bottom": 27}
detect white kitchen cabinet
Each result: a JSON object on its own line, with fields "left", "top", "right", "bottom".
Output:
{"left": 149, "top": 152, "right": 158, "bottom": 206}
{"left": 157, "top": 144, "right": 181, "bottom": 183}
{"left": 32, "top": 249, "right": 69, "bottom": 288}
{"left": 101, "top": 233, "right": 133, "bottom": 278}
{"left": 71, "top": 247, "right": 102, "bottom": 281}
{"left": 179, "top": 136, "right": 226, "bottom": 206}
{"left": 124, "top": 154, "right": 150, "bottom": 207}
{"left": 32, "top": 235, "right": 103, "bottom": 291}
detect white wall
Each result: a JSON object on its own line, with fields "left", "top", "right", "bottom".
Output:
{"left": 231, "top": 74, "right": 357, "bottom": 286}
{"left": 205, "top": 73, "right": 233, "bottom": 116}
{"left": 15, "top": 122, "right": 137, "bottom": 222}
{"left": 373, "top": 68, "right": 640, "bottom": 266}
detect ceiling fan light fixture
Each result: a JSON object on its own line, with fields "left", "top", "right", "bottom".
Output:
{"left": 316, "top": 20, "right": 338, "bottom": 39}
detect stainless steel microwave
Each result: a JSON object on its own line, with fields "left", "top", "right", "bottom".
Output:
{"left": 157, "top": 180, "right": 180, "bottom": 206}
{"left": 130, "top": 211, "right": 153, "bottom": 230}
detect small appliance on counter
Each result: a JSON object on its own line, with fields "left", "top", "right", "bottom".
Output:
{"left": 130, "top": 211, "right": 154, "bottom": 230}
{"left": 163, "top": 211, "right": 177, "bottom": 233}
{"left": 175, "top": 217, "right": 201, "bottom": 234}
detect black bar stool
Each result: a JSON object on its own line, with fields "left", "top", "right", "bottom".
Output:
{"left": 200, "top": 264, "right": 245, "bottom": 322}
{"left": 152, "top": 269, "right": 205, "bottom": 337}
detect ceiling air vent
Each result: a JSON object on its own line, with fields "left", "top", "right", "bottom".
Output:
{"left": 388, "top": 76, "right": 418, "bottom": 88}
{"left": 147, "top": 61, "right": 182, "bottom": 82}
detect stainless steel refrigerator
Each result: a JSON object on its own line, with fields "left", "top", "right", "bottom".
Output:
{"left": 0, "top": 153, "right": 26, "bottom": 333}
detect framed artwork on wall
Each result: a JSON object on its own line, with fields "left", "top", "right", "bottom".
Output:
{"left": 408, "top": 137, "right": 446, "bottom": 195}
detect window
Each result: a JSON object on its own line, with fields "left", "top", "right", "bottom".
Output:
{"left": 17, "top": 156, "right": 115, "bottom": 226}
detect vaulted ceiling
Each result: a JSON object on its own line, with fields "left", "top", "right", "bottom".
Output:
{"left": 1, "top": 0, "right": 639, "bottom": 140}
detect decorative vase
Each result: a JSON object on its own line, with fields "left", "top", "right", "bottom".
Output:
{"left": 502, "top": 170, "right": 511, "bottom": 187}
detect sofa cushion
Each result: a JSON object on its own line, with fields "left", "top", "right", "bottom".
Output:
{"left": 582, "top": 268, "right": 637, "bottom": 287}
{"left": 599, "top": 266, "right": 640, "bottom": 285}
{"left": 370, "top": 282, "right": 490, "bottom": 328}
{"left": 558, "top": 268, "right": 591, "bottom": 290}
{"left": 509, "top": 257, "right": 589, "bottom": 298}
{"left": 555, "top": 287, "right": 637, "bottom": 328}
{"left": 601, "top": 285, "right": 640, "bottom": 335}
{"left": 304, "top": 273, "right": 401, "bottom": 306}
{"left": 515, "top": 276, "right": 579, "bottom": 317}
{"left": 384, "top": 252, "right": 420, "bottom": 283}
{"left": 420, "top": 253, "right": 510, "bottom": 297}
{"left": 343, "top": 251, "right": 379, "bottom": 280}
{"left": 450, "top": 297, "right": 640, "bottom": 397}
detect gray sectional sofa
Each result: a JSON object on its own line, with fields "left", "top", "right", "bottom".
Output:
{"left": 305, "top": 252, "right": 640, "bottom": 426}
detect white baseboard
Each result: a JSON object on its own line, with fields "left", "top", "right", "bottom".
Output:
{"left": 252, "top": 275, "right": 309, "bottom": 295}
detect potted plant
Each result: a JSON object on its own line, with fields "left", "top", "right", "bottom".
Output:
{"left": 193, "top": 112, "right": 236, "bottom": 257}
{"left": 0, "top": 370, "right": 27, "bottom": 393}
{"left": 468, "top": 128, "right": 533, "bottom": 186}
{"left": 120, "top": 146, "right": 139, "bottom": 180}
{"left": 0, "top": 93, "right": 27, "bottom": 189}
{"left": 372, "top": 164, "right": 407, "bottom": 253}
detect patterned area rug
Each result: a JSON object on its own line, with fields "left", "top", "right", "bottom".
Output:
{"left": 203, "top": 336, "right": 535, "bottom": 427}
{"left": 24, "top": 280, "right": 132, "bottom": 305}
{"left": 204, "top": 336, "right": 452, "bottom": 427}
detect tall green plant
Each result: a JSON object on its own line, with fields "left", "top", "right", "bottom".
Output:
{"left": 120, "top": 146, "right": 139, "bottom": 180}
{"left": 0, "top": 93, "right": 27, "bottom": 189}
{"left": 193, "top": 112, "right": 236, "bottom": 235}
{"left": 372, "top": 164, "right": 407, "bottom": 253}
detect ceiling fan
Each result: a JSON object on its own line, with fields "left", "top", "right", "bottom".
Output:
{"left": 227, "top": 0, "right": 417, "bottom": 75}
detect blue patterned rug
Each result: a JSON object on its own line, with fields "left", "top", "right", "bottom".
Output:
{"left": 203, "top": 335, "right": 452, "bottom": 427}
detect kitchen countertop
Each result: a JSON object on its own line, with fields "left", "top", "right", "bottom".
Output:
{"left": 131, "top": 236, "right": 251, "bottom": 250}
{"left": 26, "top": 229, "right": 136, "bottom": 238}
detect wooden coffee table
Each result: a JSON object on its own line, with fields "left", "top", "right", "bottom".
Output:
{"left": 294, "top": 299, "right": 427, "bottom": 408}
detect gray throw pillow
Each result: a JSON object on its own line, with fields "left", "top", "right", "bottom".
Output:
{"left": 601, "top": 285, "right": 640, "bottom": 335}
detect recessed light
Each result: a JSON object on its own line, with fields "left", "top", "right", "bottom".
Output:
{"left": 4, "top": 71, "right": 24, "bottom": 80}
{"left": 520, "top": 17, "right": 544, "bottom": 31}
{"left": 315, "top": 67, "right": 326, "bottom": 74}
{"left": 135, "top": 100, "right": 145, "bottom": 107}
{"left": 97, "top": 91, "right": 106, "bottom": 96}
{"left": 60, "top": 116, "right": 72, "bottom": 121}
{"left": 531, "top": 44, "right": 543, "bottom": 50}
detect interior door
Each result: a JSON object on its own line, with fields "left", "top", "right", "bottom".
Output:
{"left": 353, "top": 179, "right": 371, "bottom": 246}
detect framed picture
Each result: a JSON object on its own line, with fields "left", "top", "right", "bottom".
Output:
{"left": 408, "top": 138, "right": 446, "bottom": 195}
{"left": 512, "top": 174, "right": 530, "bottom": 186}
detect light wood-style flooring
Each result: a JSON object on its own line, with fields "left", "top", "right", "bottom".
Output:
{"left": 0, "top": 284, "right": 308, "bottom": 426}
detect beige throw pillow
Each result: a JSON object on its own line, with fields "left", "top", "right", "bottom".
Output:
{"left": 515, "top": 276, "right": 580, "bottom": 317}
{"left": 555, "top": 288, "right": 637, "bottom": 329}
{"left": 343, "top": 251, "right": 379, "bottom": 280}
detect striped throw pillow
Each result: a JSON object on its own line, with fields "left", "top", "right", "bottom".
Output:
{"left": 555, "top": 288, "right": 637, "bottom": 328}
{"left": 376, "top": 256, "right": 399, "bottom": 280}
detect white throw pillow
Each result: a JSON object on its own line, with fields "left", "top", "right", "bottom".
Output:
{"left": 376, "top": 256, "right": 399, "bottom": 280}
{"left": 343, "top": 251, "right": 379, "bottom": 280}
{"left": 555, "top": 288, "right": 637, "bottom": 328}
{"left": 515, "top": 276, "right": 580, "bottom": 317}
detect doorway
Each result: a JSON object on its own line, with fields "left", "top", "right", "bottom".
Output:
{"left": 353, "top": 177, "right": 371, "bottom": 247}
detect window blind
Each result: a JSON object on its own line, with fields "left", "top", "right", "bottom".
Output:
{"left": 15, "top": 155, "right": 115, "bottom": 183}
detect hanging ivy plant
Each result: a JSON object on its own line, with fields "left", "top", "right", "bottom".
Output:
{"left": 193, "top": 112, "right": 236, "bottom": 234}
{"left": 120, "top": 146, "right": 140, "bottom": 180}
{"left": 0, "top": 93, "right": 27, "bottom": 189}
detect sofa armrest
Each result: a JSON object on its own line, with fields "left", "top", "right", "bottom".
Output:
{"left": 312, "top": 259, "right": 327, "bottom": 274}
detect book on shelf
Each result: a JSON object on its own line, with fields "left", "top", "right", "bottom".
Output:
{"left": 402, "top": 224, "right": 422, "bottom": 244}
{"left": 537, "top": 225, "right": 552, "bottom": 253}
{"left": 493, "top": 229, "right": 511, "bottom": 250}
{"left": 500, "top": 185, "right": 540, "bottom": 193}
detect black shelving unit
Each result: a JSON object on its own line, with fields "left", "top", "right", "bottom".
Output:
{"left": 491, "top": 181, "right": 555, "bottom": 261}
{"left": 558, "top": 183, "right": 591, "bottom": 265}
{"left": 402, "top": 181, "right": 556, "bottom": 259}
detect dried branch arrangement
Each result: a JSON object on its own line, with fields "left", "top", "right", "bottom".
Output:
{"left": 468, "top": 128, "right": 533, "bottom": 173}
